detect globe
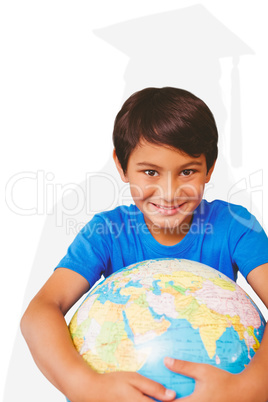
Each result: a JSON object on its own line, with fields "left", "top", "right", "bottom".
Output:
{"left": 68, "top": 258, "right": 265, "bottom": 399}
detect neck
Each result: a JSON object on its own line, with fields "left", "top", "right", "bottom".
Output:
{"left": 145, "top": 215, "right": 193, "bottom": 246}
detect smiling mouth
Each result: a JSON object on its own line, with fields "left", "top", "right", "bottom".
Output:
{"left": 150, "top": 202, "right": 186, "bottom": 214}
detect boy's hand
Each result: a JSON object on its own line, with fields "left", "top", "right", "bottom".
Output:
{"left": 72, "top": 370, "right": 176, "bottom": 402}
{"left": 164, "top": 358, "right": 262, "bottom": 402}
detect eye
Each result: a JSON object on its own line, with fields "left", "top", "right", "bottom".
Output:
{"left": 180, "top": 169, "right": 194, "bottom": 177}
{"left": 144, "top": 170, "right": 159, "bottom": 177}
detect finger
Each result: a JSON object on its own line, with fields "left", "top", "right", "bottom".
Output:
{"left": 131, "top": 372, "right": 176, "bottom": 401}
{"left": 164, "top": 357, "right": 206, "bottom": 381}
{"left": 140, "top": 394, "right": 177, "bottom": 402}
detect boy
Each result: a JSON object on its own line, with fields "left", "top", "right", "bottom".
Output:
{"left": 21, "top": 87, "right": 268, "bottom": 401}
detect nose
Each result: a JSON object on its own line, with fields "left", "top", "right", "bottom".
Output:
{"left": 158, "top": 172, "right": 179, "bottom": 203}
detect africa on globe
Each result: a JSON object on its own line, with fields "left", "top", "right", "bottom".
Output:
{"left": 68, "top": 258, "right": 265, "bottom": 398}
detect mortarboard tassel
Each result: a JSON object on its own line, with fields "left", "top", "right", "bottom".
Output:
{"left": 230, "top": 56, "right": 242, "bottom": 168}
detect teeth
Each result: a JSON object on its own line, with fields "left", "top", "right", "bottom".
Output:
{"left": 156, "top": 204, "right": 177, "bottom": 210}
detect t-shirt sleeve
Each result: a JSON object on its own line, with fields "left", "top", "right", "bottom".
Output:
{"left": 54, "top": 215, "right": 111, "bottom": 287}
{"left": 229, "top": 206, "right": 268, "bottom": 279}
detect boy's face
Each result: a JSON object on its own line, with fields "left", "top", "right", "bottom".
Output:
{"left": 114, "top": 140, "right": 214, "bottom": 244}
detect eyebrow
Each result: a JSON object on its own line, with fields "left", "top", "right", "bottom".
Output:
{"left": 136, "top": 161, "right": 203, "bottom": 169}
{"left": 136, "top": 162, "right": 162, "bottom": 169}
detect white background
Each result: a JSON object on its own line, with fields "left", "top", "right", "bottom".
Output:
{"left": 1, "top": 1, "right": 267, "bottom": 401}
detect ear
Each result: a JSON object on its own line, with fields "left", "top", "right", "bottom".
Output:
{"left": 205, "top": 161, "right": 216, "bottom": 183}
{"left": 113, "top": 149, "right": 129, "bottom": 183}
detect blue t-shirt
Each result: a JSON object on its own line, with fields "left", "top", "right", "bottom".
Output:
{"left": 55, "top": 200, "right": 268, "bottom": 286}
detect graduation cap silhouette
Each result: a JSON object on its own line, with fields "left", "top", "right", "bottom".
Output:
{"left": 94, "top": 5, "right": 254, "bottom": 168}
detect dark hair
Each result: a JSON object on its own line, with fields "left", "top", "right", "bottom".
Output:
{"left": 113, "top": 87, "right": 218, "bottom": 173}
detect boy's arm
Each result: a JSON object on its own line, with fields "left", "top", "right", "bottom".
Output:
{"left": 21, "top": 268, "right": 91, "bottom": 398}
{"left": 164, "top": 263, "right": 268, "bottom": 402}
{"left": 21, "top": 268, "right": 176, "bottom": 402}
